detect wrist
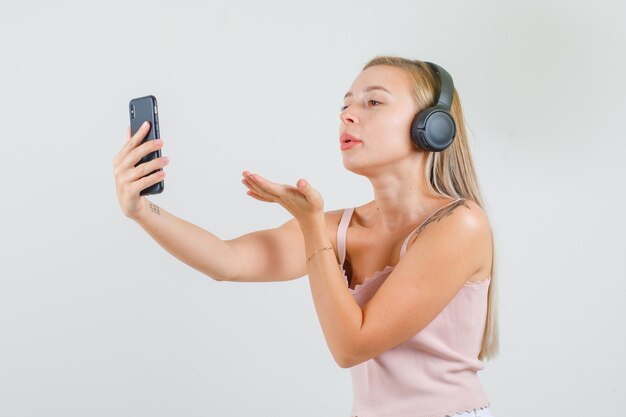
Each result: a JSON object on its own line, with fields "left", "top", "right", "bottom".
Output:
{"left": 298, "top": 213, "right": 325, "bottom": 231}
{"left": 127, "top": 198, "right": 149, "bottom": 222}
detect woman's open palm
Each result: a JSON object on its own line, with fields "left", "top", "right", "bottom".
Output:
{"left": 241, "top": 171, "right": 324, "bottom": 223}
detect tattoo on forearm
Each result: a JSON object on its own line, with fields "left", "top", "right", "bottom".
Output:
{"left": 148, "top": 202, "right": 161, "bottom": 215}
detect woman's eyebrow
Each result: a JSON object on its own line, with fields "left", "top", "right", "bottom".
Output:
{"left": 344, "top": 86, "right": 392, "bottom": 99}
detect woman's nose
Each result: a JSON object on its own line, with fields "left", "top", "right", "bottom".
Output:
{"left": 340, "top": 110, "right": 356, "bottom": 124}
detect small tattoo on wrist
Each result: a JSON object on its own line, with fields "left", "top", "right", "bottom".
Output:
{"left": 148, "top": 202, "right": 161, "bottom": 215}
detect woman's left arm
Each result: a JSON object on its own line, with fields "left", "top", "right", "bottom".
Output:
{"left": 241, "top": 171, "right": 362, "bottom": 368}
{"left": 298, "top": 215, "right": 363, "bottom": 368}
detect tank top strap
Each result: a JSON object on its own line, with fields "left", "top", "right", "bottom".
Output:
{"left": 400, "top": 198, "right": 465, "bottom": 257}
{"left": 337, "top": 207, "right": 355, "bottom": 265}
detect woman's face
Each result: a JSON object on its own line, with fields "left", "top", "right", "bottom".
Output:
{"left": 339, "top": 65, "right": 419, "bottom": 174}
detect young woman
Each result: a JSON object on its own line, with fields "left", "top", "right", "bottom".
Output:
{"left": 113, "top": 55, "right": 499, "bottom": 417}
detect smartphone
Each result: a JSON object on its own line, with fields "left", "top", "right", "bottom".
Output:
{"left": 129, "top": 95, "right": 164, "bottom": 195}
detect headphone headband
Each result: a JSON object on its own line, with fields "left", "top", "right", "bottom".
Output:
{"left": 410, "top": 61, "right": 457, "bottom": 152}
{"left": 424, "top": 61, "right": 454, "bottom": 109}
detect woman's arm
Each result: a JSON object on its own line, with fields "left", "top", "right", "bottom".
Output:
{"left": 131, "top": 198, "right": 237, "bottom": 281}
{"left": 132, "top": 198, "right": 310, "bottom": 283}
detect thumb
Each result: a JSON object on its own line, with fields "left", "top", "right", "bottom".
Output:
{"left": 297, "top": 179, "right": 308, "bottom": 189}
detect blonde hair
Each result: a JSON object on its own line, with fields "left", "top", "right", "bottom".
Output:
{"left": 362, "top": 55, "right": 499, "bottom": 361}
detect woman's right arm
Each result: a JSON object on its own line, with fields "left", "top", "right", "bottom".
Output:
{"left": 114, "top": 123, "right": 308, "bottom": 283}
{"left": 131, "top": 200, "right": 238, "bottom": 281}
{"left": 133, "top": 204, "right": 308, "bottom": 282}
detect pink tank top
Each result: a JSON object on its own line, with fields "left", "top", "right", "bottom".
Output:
{"left": 337, "top": 199, "right": 492, "bottom": 417}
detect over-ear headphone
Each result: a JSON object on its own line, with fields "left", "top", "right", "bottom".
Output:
{"left": 410, "top": 62, "right": 457, "bottom": 152}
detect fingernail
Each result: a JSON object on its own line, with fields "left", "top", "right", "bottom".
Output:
{"left": 142, "top": 121, "right": 149, "bottom": 129}
{"left": 153, "top": 138, "right": 162, "bottom": 145}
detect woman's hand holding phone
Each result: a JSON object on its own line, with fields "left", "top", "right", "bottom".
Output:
{"left": 112, "top": 121, "right": 169, "bottom": 219}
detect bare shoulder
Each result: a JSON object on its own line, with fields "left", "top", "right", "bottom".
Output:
{"left": 406, "top": 198, "right": 492, "bottom": 278}
{"left": 407, "top": 198, "right": 488, "bottom": 239}
{"left": 443, "top": 198, "right": 493, "bottom": 277}
{"left": 456, "top": 199, "right": 491, "bottom": 231}
{"left": 431, "top": 198, "right": 492, "bottom": 246}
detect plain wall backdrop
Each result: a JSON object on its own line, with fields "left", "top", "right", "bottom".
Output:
{"left": 1, "top": 0, "right": 624, "bottom": 416}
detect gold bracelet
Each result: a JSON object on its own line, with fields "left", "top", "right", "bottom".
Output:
{"left": 306, "top": 246, "right": 334, "bottom": 264}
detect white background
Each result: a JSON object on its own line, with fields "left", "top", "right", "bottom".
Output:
{"left": 1, "top": 0, "right": 624, "bottom": 416}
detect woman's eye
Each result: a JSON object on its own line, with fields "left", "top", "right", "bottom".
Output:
{"left": 340, "top": 100, "right": 381, "bottom": 112}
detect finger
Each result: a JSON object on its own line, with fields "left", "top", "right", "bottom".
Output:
{"left": 130, "top": 168, "right": 165, "bottom": 195}
{"left": 241, "top": 172, "right": 260, "bottom": 193}
{"left": 241, "top": 177, "right": 272, "bottom": 200}
{"left": 129, "top": 121, "right": 151, "bottom": 148}
{"left": 246, "top": 189, "right": 273, "bottom": 202}
{"left": 126, "top": 121, "right": 151, "bottom": 155}
{"left": 295, "top": 179, "right": 313, "bottom": 200}
{"left": 242, "top": 175, "right": 271, "bottom": 197}
{"left": 113, "top": 125, "right": 133, "bottom": 165}
{"left": 127, "top": 155, "right": 169, "bottom": 183}
{"left": 117, "top": 122, "right": 151, "bottom": 165}
{"left": 122, "top": 137, "right": 163, "bottom": 170}
{"left": 246, "top": 174, "right": 281, "bottom": 198}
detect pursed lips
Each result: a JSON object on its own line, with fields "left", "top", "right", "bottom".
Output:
{"left": 340, "top": 132, "right": 363, "bottom": 151}
{"left": 340, "top": 132, "right": 362, "bottom": 144}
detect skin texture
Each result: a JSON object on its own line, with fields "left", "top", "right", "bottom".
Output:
{"left": 242, "top": 64, "right": 464, "bottom": 230}
{"left": 113, "top": 122, "right": 168, "bottom": 219}
{"left": 240, "top": 65, "right": 493, "bottom": 368}
{"left": 337, "top": 64, "right": 454, "bottom": 233}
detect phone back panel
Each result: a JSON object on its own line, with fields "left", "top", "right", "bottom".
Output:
{"left": 129, "top": 95, "right": 164, "bottom": 195}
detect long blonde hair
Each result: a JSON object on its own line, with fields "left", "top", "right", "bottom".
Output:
{"left": 362, "top": 55, "right": 499, "bottom": 361}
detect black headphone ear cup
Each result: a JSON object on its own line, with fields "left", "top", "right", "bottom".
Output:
{"left": 410, "top": 109, "right": 432, "bottom": 150}
{"left": 411, "top": 107, "right": 456, "bottom": 152}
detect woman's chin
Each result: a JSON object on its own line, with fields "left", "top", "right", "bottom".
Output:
{"left": 342, "top": 160, "right": 376, "bottom": 177}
